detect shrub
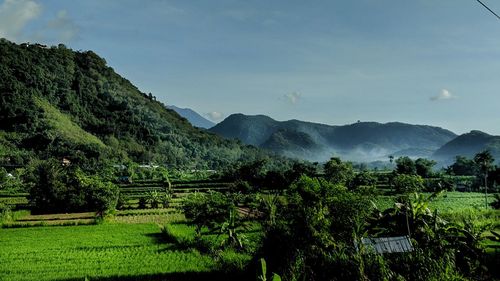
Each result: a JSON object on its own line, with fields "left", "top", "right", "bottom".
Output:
{"left": 229, "top": 180, "right": 253, "bottom": 194}
{"left": 181, "top": 191, "right": 233, "bottom": 235}
{"left": 393, "top": 174, "right": 424, "bottom": 193}
{"left": 491, "top": 193, "right": 500, "bottom": 209}
{"left": 26, "top": 159, "right": 119, "bottom": 213}
{"left": 0, "top": 203, "right": 12, "bottom": 224}
{"left": 350, "top": 171, "right": 377, "bottom": 190}
{"left": 260, "top": 175, "right": 374, "bottom": 280}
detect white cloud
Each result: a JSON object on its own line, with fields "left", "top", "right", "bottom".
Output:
{"left": 38, "top": 9, "right": 80, "bottom": 43}
{"left": 283, "top": 92, "right": 301, "bottom": 105}
{"left": 0, "top": 0, "right": 41, "bottom": 41}
{"left": 205, "top": 111, "right": 224, "bottom": 121}
{"left": 0, "top": 0, "right": 79, "bottom": 44}
{"left": 430, "top": 89, "right": 456, "bottom": 101}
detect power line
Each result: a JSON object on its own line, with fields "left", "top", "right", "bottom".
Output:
{"left": 476, "top": 0, "right": 500, "bottom": 20}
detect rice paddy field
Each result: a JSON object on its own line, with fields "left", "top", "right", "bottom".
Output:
{"left": 1, "top": 186, "right": 499, "bottom": 281}
{"left": 0, "top": 223, "right": 247, "bottom": 281}
{"left": 375, "top": 192, "right": 496, "bottom": 213}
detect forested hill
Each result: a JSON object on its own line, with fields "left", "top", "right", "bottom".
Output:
{"left": 433, "top": 130, "right": 500, "bottom": 162}
{"left": 210, "top": 113, "right": 457, "bottom": 162}
{"left": 0, "top": 39, "right": 271, "bottom": 169}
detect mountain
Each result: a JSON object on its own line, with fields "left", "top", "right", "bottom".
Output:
{"left": 433, "top": 130, "right": 500, "bottom": 163}
{"left": 166, "top": 105, "right": 215, "bottom": 129}
{"left": 0, "top": 39, "right": 274, "bottom": 169}
{"left": 210, "top": 114, "right": 457, "bottom": 162}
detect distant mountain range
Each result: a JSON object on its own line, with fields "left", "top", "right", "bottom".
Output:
{"left": 209, "top": 113, "right": 500, "bottom": 164}
{"left": 167, "top": 105, "right": 215, "bottom": 129}
{"left": 433, "top": 130, "right": 500, "bottom": 162}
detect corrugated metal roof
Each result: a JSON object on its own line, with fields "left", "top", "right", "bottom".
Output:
{"left": 361, "top": 236, "right": 413, "bottom": 254}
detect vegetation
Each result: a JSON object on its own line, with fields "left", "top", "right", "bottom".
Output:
{"left": 0, "top": 39, "right": 283, "bottom": 170}
{"left": 393, "top": 174, "right": 425, "bottom": 193}
{"left": 0, "top": 224, "right": 218, "bottom": 281}
{"left": 1, "top": 39, "right": 499, "bottom": 281}
{"left": 25, "top": 159, "right": 118, "bottom": 214}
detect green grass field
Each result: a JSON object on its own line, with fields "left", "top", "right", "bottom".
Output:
{"left": 0, "top": 223, "right": 220, "bottom": 281}
{"left": 375, "top": 192, "right": 496, "bottom": 212}
{"left": 1, "top": 190, "right": 498, "bottom": 281}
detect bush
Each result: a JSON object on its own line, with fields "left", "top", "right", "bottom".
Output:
{"left": 26, "top": 159, "right": 119, "bottom": 213}
{"left": 181, "top": 191, "right": 233, "bottom": 235}
{"left": 229, "top": 180, "right": 253, "bottom": 194}
{"left": 260, "top": 175, "right": 374, "bottom": 280}
{"left": 350, "top": 171, "right": 377, "bottom": 190}
{"left": 0, "top": 203, "right": 12, "bottom": 224}
{"left": 491, "top": 193, "right": 500, "bottom": 209}
{"left": 393, "top": 174, "right": 424, "bottom": 193}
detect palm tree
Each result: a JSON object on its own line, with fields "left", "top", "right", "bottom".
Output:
{"left": 474, "top": 150, "right": 494, "bottom": 208}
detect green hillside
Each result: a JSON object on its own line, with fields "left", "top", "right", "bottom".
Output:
{"left": 0, "top": 39, "right": 271, "bottom": 169}
{"left": 433, "top": 130, "right": 500, "bottom": 163}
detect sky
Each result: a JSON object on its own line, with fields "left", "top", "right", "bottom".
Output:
{"left": 1, "top": 0, "right": 499, "bottom": 135}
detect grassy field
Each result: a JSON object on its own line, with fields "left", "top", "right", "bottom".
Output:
{"left": 1, "top": 189, "right": 498, "bottom": 281}
{"left": 0, "top": 223, "right": 224, "bottom": 281}
{"left": 375, "top": 192, "right": 496, "bottom": 213}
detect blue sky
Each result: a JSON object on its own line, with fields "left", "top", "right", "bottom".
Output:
{"left": 1, "top": 0, "right": 499, "bottom": 135}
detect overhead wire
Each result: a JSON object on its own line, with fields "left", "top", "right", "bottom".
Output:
{"left": 475, "top": 0, "right": 500, "bottom": 20}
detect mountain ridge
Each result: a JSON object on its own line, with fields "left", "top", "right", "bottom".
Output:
{"left": 166, "top": 105, "right": 215, "bottom": 129}
{"left": 0, "top": 39, "right": 276, "bottom": 169}
{"left": 210, "top": 113, "right": 458, "bottom": 162}
{"left": 433, "top": 130, "right": 500, "bottom": 162}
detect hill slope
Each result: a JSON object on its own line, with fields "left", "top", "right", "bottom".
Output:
{"left": 0, "top": 39, "right": 270, "bottom": 169}
{"left": 433, "top": 130, "right": 500, "bottom": 162}
{"left": 166, "top": 105, "right": 215, "bottom": 129}
{"left": 210, "top": 114, "right": 457, "bottom": 162}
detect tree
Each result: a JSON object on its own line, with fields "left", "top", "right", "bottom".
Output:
{"left": 26, "top": 159, "right": 118, "bottom": 214}
{"left": 146, "top": 190, "right": 161, "bottom": 209}
{"left": 350, "top": 171, "right": 377, "bottom": 190}
{"left": 260, "top": 175, "right": 374, "bottom": 280}
{"left": 181, "top": 191, "right": 233, "bottom": 236}
{"left": 446, "top": 156, "right": 477, "bottom": 176}
{"left": 474, "top": 150, "right": 494, "bottom": 208}
{"left": 395, "top": 156, "right": 416, "bottom": 175}
{"left": 323, "top": 157, "right": 354, "bottom": 185}
{"left": 393, "top": 174, "right": 425, "bottom": 193}
{"left": 415, "top": 158, "right": 436, "bottom": 178}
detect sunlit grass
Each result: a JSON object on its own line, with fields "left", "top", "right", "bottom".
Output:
{"left": 0, "top": 223, "right": 216, "bottom": 281}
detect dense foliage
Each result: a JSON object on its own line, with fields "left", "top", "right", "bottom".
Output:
{"left": 0, "top": 39, "right": 278, "bottom": 169}
{"left": 25, "top": 159, "right": 118, "bottom": 213}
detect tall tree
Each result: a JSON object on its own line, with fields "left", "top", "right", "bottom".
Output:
{"left": 395, "top": 156, "right": 417, "bottom": 175}
{"left": 446, "top": 156, "right": 478, "bottom": 176}
{"left": 415, "top": 158, "right": 436, "bottom": 178}
{"left": 324, "top": 157, "right": 354, "bottom": 185}
{"left": 474, "top": 150, "right": 494, "bottom": 208}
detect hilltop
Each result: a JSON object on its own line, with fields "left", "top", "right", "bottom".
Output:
{"left": 210, "top": 113, "right": 457, "bottom": 162}
{"left": 433, "top": 130, "right": 500, "bottom": 162}
{"left": 0, "top": 39, "right": 272, "bottom": 169}
{"left": 166, "top": 105, "right": 215, "bottom": 129}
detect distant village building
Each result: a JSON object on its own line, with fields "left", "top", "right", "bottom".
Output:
{"left": 61, "top": 158, "right": 71, "bottom": 167}
{"left": 138, "top": 164, "right": 159, "bottom": 169}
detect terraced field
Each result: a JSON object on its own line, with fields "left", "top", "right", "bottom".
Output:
{"left": 0, "top": 223, "right": 222, "bottom": 281}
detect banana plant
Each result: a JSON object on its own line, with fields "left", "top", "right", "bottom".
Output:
{"left": 257, "top": 258, "right": 282, "bottom": 281}
{"left": 218, "top": 208, "right": 249, "bottom": 250}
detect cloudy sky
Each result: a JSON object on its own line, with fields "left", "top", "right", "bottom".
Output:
{"left": 1, "top": 0, "right": 499, "bottom": 135}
